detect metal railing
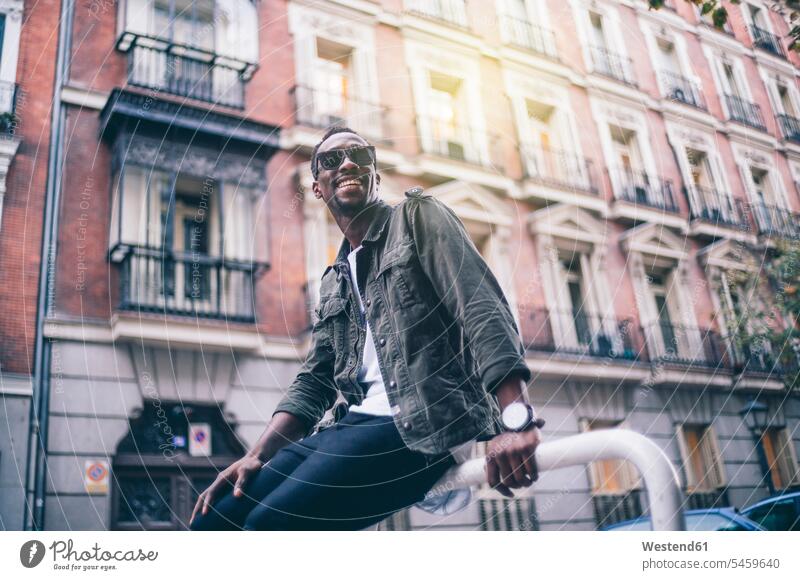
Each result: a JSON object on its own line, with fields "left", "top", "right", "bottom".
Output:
{"left": 430, "top": 430, "right": 686, "bottom": 531}
{"left": 116, "top": 245, "right": 258, "bottom": 322}
{"left": 643, "top": 322, "right": 725, "bottom": 367}
{"left": 291, "top": 84, "right": 386, "bottom": 141}
{"left": 724, "top": 93, "right": 767, "bottom": 131}
{"left": 660, "top": 70, "right": 706, "bottom": 110}
{"left": 520, "top": 145, "right": 599, "bottom": 194}
{"left": 405, "top": 0, "right": 469, "bottom": 28}
{"left": 593, "top": 489, "right": 645, "bottom": 528}
{"left": 751, "top": 202, "right": 800, "bottom": 239}
{"left": 123, "top": 33, "right": 249, "bottom": 109}
{"left": 500, "top": 14, "right": 558, "bottom": 59}
{"left": 726, "top": 335, "right": 785, "bottom": 375}
{"left": 685, "top": 184, "right": 749, "bottom": 230}
{"left": 520, "top": 307, "right": 644, "bottom": 361}
{"left": 777, "top": 113, "right": 800, "bottom": 143}
{"left": 415, "top": 114, "right": 500, "bottom": 169}
{"left": 590, "top": 45, "right": 637, "bottom": 86}
{"left": 611, "top": 168, "right": 680, "bottom": 213}
{"left": 750, "top": 25, "right": 787, "bottom": 59}
{"left": 685, "top": 488, "right": 730, "bottom": 510}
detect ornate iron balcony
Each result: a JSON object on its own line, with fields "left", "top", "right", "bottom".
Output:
{"left": 611, "top": 168, "right": 680, "bottom": 213}
{"left": 500, "top": 15, "right": 558, "bottom": 59}
{"left": 405, "top": 0, "right": 469, "bottom": 28}
{"left": 291, "top": 84, "right": 386, "bottom": 141}
{"left": 685, "top": 184, "right": 749, "bottom": 230}
{"left": 122, "top": 33, "right": 254, "bottom": 109}
{"left": 751, "top": 202, "right": 800, "bottom": 239}
{"left": 520, "top": 307, "right": 645, "bottom": 361}
{"left": 593, "top": 489, "right": 645, "bottom": 528}
{"left": 724, "top": 94, "right": 767, "bottom": 131}
{"left": 750, "top": 25, "right": 787, "bottom": 59}
{"left": 660, "top": 70, "right": 706, "bottom": 110}
{"left": 643, "top": 322, "right": 726, "bottom": 368}
{"left": 415, "top": 114, "right": 500, "bottom": 169}
{"left": 777, "top": 113, "right": 800, "bottom": 143}
{"left": 115, "top": 245, "right": 260, "bottom": 322}
{"left": 520, "top": 145, "right": 599, "bottom": 194}
{"left": 589, "top": 45, "right": 637, "bottom": 87}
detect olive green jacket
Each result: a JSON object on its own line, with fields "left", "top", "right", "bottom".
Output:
{"left": 273, "top": 187, "right": 531, "bottom": 454}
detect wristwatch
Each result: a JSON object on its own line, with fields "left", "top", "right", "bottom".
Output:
{"left": 501, "top": 402, "right": 539, "bottom": 432}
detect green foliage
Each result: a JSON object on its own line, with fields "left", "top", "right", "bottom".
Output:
{"left": 650, "top": 1, "right": 800, "bottom": 52}
{"left": 725, "top": 241, "right": 800, "bottom": 392}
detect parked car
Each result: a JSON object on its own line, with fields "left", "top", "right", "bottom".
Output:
{"left": 602, "top": 508, "right": 765, "bottom": 531}
{"left": 740, "top": 491, "right": 800, "bottom": 531}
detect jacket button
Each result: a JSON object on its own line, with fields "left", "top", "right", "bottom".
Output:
{"left": 366, "top": 298, "right": 371, "bottom": 307}
{"left": 402, "top": 421, "right": 412, "bottom": 431}
{"left": 389, "top": 380, "right": 396, "bottom": 388}
{"left": 379, "top": 337, "right": 386, "bottom": 347}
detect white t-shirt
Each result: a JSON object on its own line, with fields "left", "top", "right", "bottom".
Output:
{"left": 345, "top": 245, "right": 474, "bottom": 465}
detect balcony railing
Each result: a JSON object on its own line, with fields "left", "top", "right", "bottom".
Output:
{"left": 0, "top": 80, "right": 18, "bottom": 135}
{"left": 589, "top": 45, "right": 637, "bottom": 86}
{"left": 122, "top": 34, "right": 252, "bottom": 109}
{"left": 500, "top": 14, "right": 558, "bottom": 59}
{"left": 405, "top": 0, "right": 468, "bottom": 28}
{"left": 724, "top": 94, "right": 767, "bottom": 131}
{"left": 750, "top": 25, "right": 787, "bottom": 59}
{"left": 520, "top": 307, "right": 645, "bottom": 361}
{"left": 751, "top": 202, "right": 800, "bottom": 239}
{"left": 115, "top": 245, "right": 258, "bottom": 322}
{"left": 643, "top": 322, "right": 726, "bottom": 367}
{"left": 416, "top": 115, "right": 499, "bottom": 169}
{"left": 611, "top": 168, "right": 680, "bottom": 213}
{"left": 593, "top": 489, "right": 645, "bottom": 528}
{"left": 685, "top": 488, "right": 730, "bottom": 510}
{"left": 520, "top": 145, "right": 599, "bottom": 194}
{"left": 291, "top": 84, "right": 386, "bottom": 141}
{"left": 660, "top": 70, "right": 706, "bottom": 110}
{"left": 685, "top": 185, "right": 749, "bottom": 230}
{"left": 777, "top": 113, "right": 800, "bottom": 143}
{"left": 728, "top": 338, "right": 783, "bottom": 375}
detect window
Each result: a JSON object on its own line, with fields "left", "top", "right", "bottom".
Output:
{"left": 313, "top": 37, "right": 353, "bottom": 126}
{"left": 153, "top": 0, "right": 215, "bottom": 50}
{"left": 745, "top": 498, "right": 800, "bottom": 531}
{"left": 762, "top": 427, "right": 800, "bottom": 491}
{"left": 109, "top": 165, "right": 260, "bottom": 320}
{"left": 586, "top": 419, "right": 640, "bottom": 494}
{"left": 425, "top": 71, "right": 471, "bottom": 161}
{"left": 678, "top": 424, "right": 725, "bottom": 492}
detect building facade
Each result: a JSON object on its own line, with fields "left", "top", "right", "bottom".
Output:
{"left": 1, "top": 0, "right": 800, "bottom": 531}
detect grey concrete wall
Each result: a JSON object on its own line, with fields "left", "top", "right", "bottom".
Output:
{"left": 0, "top": 392, "right": 31, "bottom": 530}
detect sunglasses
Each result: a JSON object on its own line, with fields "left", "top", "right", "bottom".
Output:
{"left": 314, "top": 145, "right": 376, "bottom": 177}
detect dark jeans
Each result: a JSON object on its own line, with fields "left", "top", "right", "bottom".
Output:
{"left": 189, "top": 412, "right": 455, "bottom": 530}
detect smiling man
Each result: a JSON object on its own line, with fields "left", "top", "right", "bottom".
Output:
{"left": 190, "top": 127, "right": 543, "bottom": 531}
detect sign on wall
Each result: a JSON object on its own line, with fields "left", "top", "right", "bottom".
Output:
{"left": 189, "top": 423, "right": 212, "bottom": 457}
{"left": 83, "top": 460, "right": 109, "bottom": 495}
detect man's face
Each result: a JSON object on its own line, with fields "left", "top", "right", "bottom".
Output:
{"left": 312, "top": 132, "right": 381, "bottom": 218}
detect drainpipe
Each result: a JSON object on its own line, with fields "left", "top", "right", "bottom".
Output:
{"left": 23, "top": 0, "right": 74, "bottom": 531}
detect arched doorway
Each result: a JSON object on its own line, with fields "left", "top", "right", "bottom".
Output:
{"left": 112, "top": 402, "right": 245, "bottom": 530}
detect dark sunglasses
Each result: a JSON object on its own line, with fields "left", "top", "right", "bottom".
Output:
{"left": 314, "top": 145, "right": 376, "bottom": 177}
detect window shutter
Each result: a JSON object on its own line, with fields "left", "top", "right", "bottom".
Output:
{"left": 223, "top": 186, "right": 255, "bottom": 262}
{"left": 215, "top": 0, "right": 258, "bottom": 63}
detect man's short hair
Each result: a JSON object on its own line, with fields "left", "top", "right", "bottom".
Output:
{"left": 311, "top": 126, "right": 370, "bottom": 179}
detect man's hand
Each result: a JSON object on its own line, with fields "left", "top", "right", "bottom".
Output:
{"left": 485, "top": 428, "right": 542, "bottom": 498}
{"left": 190, "top": 455, "right": 264, "bottom": 524}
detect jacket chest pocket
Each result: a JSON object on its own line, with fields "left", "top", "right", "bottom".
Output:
{"left": 316, "top": 296, "right": 350, "bottom": 363}
{"left": 376, "top": 242, "right": 423, "bottom": 309}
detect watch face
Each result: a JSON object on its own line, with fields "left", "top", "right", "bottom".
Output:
{"left": 502, "top": 403, "right": 530, "bottom": 431}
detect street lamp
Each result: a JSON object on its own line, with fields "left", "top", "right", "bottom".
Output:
{"left": 738, "top": 398, "right": 775, "bottom": 495}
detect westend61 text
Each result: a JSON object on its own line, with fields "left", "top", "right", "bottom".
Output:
{"left": 642, "top": 541, "right": 708, "bottom": 552}
{"left": 49, "top": 540, "right": 158, "bottom": 563}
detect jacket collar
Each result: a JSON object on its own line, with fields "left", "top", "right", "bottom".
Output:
{"left": 328, "top": 200, "right": 394, "bottom": 277}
